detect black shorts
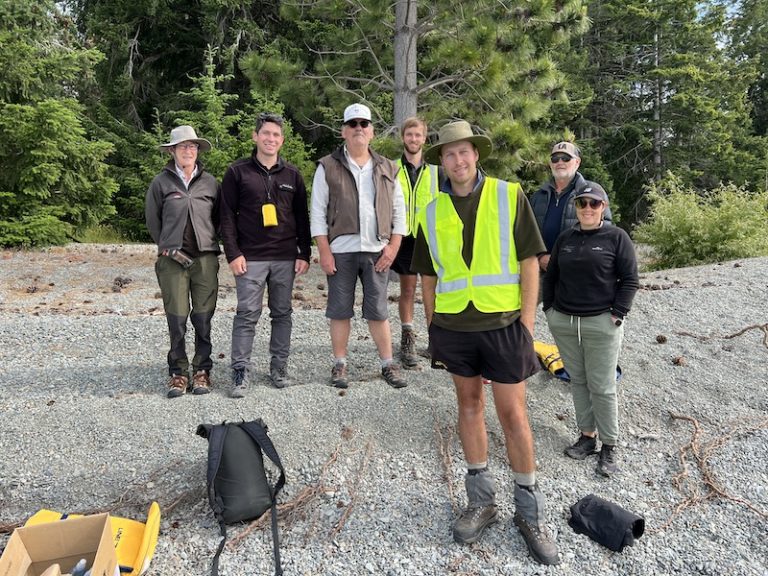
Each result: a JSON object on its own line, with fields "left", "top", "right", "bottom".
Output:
{"left": 391, "top": 234, "right": 416, "bottom": 276}
{"left": 428, "top": 320, "right": 540, "bottom": 384}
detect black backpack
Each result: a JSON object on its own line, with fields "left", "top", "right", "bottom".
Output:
{"left": 196, "top": 419, "right": 286, "bottom": 576}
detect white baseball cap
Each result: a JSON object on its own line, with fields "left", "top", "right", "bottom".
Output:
{"left": 343, "top": 103, "right": 372, "bottom": 123}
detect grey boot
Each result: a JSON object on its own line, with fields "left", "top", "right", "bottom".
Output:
{"left": 513, "top": 483, "right": 560, "bottom": 565}
{"left": 453, "top": 470, "right": 498, "bottom": 544}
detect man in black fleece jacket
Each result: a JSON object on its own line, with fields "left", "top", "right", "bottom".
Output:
{"left": 219, "top": 113, "right": 311, "bottom": 396}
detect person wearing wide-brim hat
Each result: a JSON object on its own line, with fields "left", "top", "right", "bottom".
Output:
{"left": 411, "top": 119, "right": 560, "bottom": 566}
{"left": 145, "top": 125, "right": 221, "bottom": 398}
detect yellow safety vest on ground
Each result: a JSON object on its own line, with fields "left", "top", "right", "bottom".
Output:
{"left": 420, "top": 177, "right": 521, "bottom": 313}
{"left": 397, "top": 159, "right": 439, "bottom": 235}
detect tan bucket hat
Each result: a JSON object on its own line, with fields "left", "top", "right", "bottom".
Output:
{"left": 159, "top": 125, "right": 212, "bottom": 152}
{"left": 424, "top": 120, "right": 493, "bottom": 164}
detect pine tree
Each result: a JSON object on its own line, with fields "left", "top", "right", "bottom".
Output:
{"left": 0, "top": 0, "right": 117, "bottom": 246}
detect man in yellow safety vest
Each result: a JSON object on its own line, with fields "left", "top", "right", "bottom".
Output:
{"left": 391, "top": 117, "right": 441, "bottom": 367}
{"left": 411, "top": 120, "right": 559, "bottom": 566}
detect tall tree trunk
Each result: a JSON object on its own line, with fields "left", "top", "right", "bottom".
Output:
{"left": 393, "top": 0, "right": 418, "bottom": 126}
{"left": 653, "top": 26, "right": 663, "bottom": 181}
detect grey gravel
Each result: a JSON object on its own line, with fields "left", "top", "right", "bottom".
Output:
{"left": 1, "top": 244, "right": 767, "bottom": 576}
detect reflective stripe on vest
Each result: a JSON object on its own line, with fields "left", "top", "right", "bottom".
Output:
{"left": 422, "top": 178, "right": 521, "bottom": 313}
{"left": 397, "top": 160, "right": 439, "bottom": 235}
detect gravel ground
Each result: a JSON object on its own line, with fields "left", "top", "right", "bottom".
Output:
{"left": 0, "top": 244, "right": 767, "bottom": 576}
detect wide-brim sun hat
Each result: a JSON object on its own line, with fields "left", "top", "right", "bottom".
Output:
{"left": 423, "top": 120, "right": 493, "bottom": 164}
{"left": 159, "top": 125, "right": 212, "bottom": 153}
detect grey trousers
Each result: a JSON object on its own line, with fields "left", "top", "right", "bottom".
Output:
{"left": 231, "top": 260, "right": 296, "bottom": 372}
{"left": 546, "top": 309, "right": 623, "bottom": 444}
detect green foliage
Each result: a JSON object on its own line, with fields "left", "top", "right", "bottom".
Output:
{"left": 634, "top": 174, "right": 768, "bottom": 270}
{"left": 73, "top": 224, "right": 129, "bottom": 244}
{"left": 0, "top": 0, "right": 117, "bottom": 247}
{"left": 557, "top": 0, "right": 766, "bottom": 227}
{"left": 0, "top": 100, "right": 118, "bottom": 247}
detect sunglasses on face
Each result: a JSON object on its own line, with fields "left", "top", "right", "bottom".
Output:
{"left": 575, "top": 198, "right": 603, "bottom": 209}
{"left": 550, "top": 154, "right": 572, "bottom": 164}
{"left": 345, "top": 119, "right": 371, "bottom": 128}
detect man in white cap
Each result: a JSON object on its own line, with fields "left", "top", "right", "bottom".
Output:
{"left": 530, "top": 141, "right": 612, "bottom": 273}
{"left": 310, "top": 103, "right": 408, "bottom": 389}
{"left": 411, "top": 120, "right": 560, "bottom": 565}
{"left": 146, "top": 125, "right": 220, "bottom": 398}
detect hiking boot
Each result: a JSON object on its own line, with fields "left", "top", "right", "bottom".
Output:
{"left": 596, "top": 444, "right": 619, "bottom": 477}
{"left": 331, "top": 361, "right": 348, "bottom": 389}
{"left": 453, "top": 505, "right": 498, "bottom": 544}
{"left": 230, "top": 368, "right": 249, "bottom": 399}
{"left": 381, "top": 363, "right": 407, "bottom": 389}
{"left": 400, "top": 328, "right": 419, "bottom": 369}
{"left": 453, "top": 469, "right": 497, "bottom": 543}
{"left": 191, "top": 370, "right": 212, "bottom": 395}
{"left": 270, "top": 365, "right": 292, "bottom": 389}
{"left": 167, "top": 374, "right": 188, "bottom": 398}
{"left": 564, "top": 434, "right": 597, "bottom": 460}
{"left": 513, "top": 484, "right": 560, "bottom": 566}
{"left": 513, "top": 513, "right": 560, "bottom": 565}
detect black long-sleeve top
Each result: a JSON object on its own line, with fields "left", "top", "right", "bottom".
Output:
{"left": 542, "top": 224, "right": 639, "bottom": 318}
{"left": 219, "top": 153, "right": 311, "bottom": 263}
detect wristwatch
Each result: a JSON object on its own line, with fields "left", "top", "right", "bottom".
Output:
{"left": 612, "top": 316, "right": 623, "bottom": 327}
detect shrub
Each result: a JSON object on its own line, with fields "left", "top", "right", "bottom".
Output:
{"left": 634, "top": 174, "right": 768, "bottom": 270}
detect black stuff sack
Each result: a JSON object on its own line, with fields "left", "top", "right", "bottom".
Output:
{"left": 568, "top": 493, "right": 645, "bottom": 552}
{"left": 197, "top": 420, "right": 285, "bottom": 576}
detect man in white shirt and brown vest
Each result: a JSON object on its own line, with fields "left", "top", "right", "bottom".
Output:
{"left": 310, "top": 103, "right": 408, "bottom": 390}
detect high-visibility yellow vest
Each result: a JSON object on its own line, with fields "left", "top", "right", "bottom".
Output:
{"left": 419, "top": 177, "right": 521, "bottom": 313}
{"left": 397, "top": 159, "right": 439, "bottom": 235}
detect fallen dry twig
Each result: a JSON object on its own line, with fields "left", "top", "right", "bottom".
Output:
{"left": 653, "top": 413, "right": 768, "bottom": 533}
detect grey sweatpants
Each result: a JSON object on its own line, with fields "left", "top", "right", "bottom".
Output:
{"left": 231, "top": 260, "right": 296, "bottom": 372}
{"left": 546, "top": 309, "right": 623, "bottom": 445}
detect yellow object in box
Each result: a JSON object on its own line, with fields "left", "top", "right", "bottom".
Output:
{"left": 0, "top": 513, "right": 118, "bottom": 576}
{"left": 23, "top": 502, "right": 160, "bottom": 576}
{"left": 262, "top": 203, "right": 278, "bottom": 227}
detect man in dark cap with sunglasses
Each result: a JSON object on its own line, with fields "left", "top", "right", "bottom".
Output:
{"left": 219, "top": 112, "right": 311, "bottom": 397}
{"left": 530, "top": 141, "right": 612, "bottom": 274}
{"left": 310, "top": 103, "right": 408, "bottom": 390}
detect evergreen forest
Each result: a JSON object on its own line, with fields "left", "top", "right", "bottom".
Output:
{"left": 1, "top": 0, "right": 767, "bottom": 255}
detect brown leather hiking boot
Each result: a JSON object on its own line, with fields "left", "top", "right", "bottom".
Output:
{"left": 167, "top": 374, "right": 189, "bottom": 398}
{"left": 400, "top": 328, "right": 418, "bottom": 369}
{"left": 453, "top": 505, "right": 498, "bottom": 544}
{"left": 191, "top": 370, "right": 211, "bottom": 395}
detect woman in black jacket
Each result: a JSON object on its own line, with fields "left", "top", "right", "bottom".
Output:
{"left": 542, "top": 183, "right": 639, "bottom": 477}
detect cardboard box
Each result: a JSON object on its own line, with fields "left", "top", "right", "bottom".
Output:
{"left": 0, "top": 513, "right": 118, "bottom": 576}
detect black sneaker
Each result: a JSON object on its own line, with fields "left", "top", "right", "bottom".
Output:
{"left": 596, "top": 444, "right": 619, "bottom": 477}
{"left": 331, "top": 361, "right": 348, "bottom": 389}
{"left": 270, "top": 365, "right": 292, "bottom": 389}
{"left": 453, "top": 505, "right": 498, "bottom": 544}
{"left": 400, "top": 329, "right": 419, "bottom": 369}
{"left": 381, "top": 364, "right": 407, "bottom": 388}
{"left": 230, "top": 368, "right": 248, "bottom": 398}
{"left": 564, "top": 434, "right": 598, "bottom": 460}
{"left": 513, "top": 513, "right": 561, "bottom": 565}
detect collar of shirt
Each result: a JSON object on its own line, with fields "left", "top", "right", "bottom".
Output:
{"left": 175, "top": 163, "right": 198, "bottom": 188}
{"left": 440, "top": 171, "right": 485, "bottom": 195}
{"left": 343, "top": 145, "right": 372, "bottom": 170}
